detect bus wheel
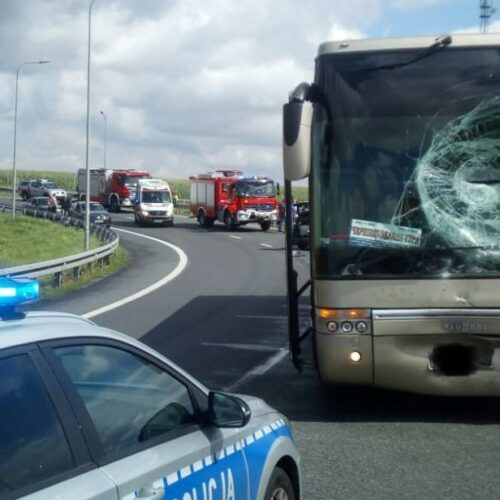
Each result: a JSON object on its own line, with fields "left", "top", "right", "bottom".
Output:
{"left": 260, "top": 220, "right": 271, "bottom": 231}
{"left": 263, "top": 468, "right": 295, "bottom": 500}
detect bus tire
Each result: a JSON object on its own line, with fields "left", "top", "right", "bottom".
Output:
{"left": 263, "top": 467, "right": 295, "bottom": 500}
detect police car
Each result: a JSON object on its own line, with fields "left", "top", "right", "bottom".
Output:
{"left": 0, "top": 279, "right": 300, "bottom": 500}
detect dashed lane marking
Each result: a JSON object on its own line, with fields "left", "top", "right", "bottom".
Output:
{"left": 82, "top": 228, "right": 188, "bottom": 319}
{"left": 229, "top": 235, "right": 242, "bottom": 240}
{"left": 260, "top": 243, "right": 273, "bottom": 248}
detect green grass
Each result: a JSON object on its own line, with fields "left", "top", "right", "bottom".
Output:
{"left": 0, "top": 213, "right": 129, "bottom": 301}
{"left": 0, "top": 169, "right": 309, "bottom": 202}
{"left": 0, "top": 213, "right": 99, "bottom": 265}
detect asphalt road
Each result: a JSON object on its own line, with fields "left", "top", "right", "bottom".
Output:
{"left": 12, "top": 207, "right": 500, "bottom": 499}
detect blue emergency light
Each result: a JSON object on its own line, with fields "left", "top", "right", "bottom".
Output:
{"left": 0, "top": 278, "right": 40, "bottom": 318}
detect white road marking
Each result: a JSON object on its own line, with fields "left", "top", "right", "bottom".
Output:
{"left": 223, "top": 348, "right": 288, "bottom": 392}
{"left": 229, "top": 235, "right": 242, "bottom": 240}
{"left": 259, "top": 243, "right": 273, "bottom": 248}
{"left": 82, "top": 228, "right": 188, "bottom": 319}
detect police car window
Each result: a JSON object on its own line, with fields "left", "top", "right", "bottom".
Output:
{"left": 0, "top": 355, "right": 74, "bottom": 495}
{"left": 53, "top": 345, "right": 196, "bottom": 455}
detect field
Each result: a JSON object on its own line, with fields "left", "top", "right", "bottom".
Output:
{"left": 0, "top": 169, "right": 308, "bottom": 202}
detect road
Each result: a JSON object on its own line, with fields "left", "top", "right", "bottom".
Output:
{"left": 9, "top": 205, "right": 500, "bottom": 499}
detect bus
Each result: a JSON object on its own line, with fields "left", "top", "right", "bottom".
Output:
{"left": 282, "top": 34, "right": 500, "bottom": 396}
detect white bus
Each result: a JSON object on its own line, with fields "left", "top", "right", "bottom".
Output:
{"left": 282, "top": 34, "right": 500, "bottom": 396}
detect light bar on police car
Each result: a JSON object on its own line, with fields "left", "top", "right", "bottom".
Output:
{"left": 0, "top": 278, "right": 40, "bottom": 308}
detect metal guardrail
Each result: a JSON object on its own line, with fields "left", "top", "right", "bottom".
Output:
{"left": 176, "top": 198, "right": 189, "bottom": 208}
{"left": 0, "top": 204, "right": 119, "bottom": 284}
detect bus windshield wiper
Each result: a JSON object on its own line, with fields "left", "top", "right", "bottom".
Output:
{"left": 360, "top": 35, "right": 452, "bottom": 72}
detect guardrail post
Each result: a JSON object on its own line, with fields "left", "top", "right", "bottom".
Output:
{"left": 53, "top": 271, "right": 62, "bottom": 287}
{"left": 73, "top": 266, "right": 80, "bottom": 280}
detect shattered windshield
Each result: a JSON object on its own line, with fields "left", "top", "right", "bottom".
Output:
{"left": 312, "top": 47, "right": 500, "bottom": 278}
{"left": 236, "top": 180, "right": 275, "bottom": 197}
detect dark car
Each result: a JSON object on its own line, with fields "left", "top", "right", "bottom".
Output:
{"left": 292, "top": 202, "right": 310, "bottom": 250}
{"left": 70, "top": 201, "right": 111, "bottom": 227}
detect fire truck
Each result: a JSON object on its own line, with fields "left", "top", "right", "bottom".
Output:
{"left": 133, "top": 178, "right": 174, "bottom": 226}
{"left": 77, "top": 168, "right": 150, "bottom": 212}
{"left": 189, "top": 170, "right": 277, "bottom": 231}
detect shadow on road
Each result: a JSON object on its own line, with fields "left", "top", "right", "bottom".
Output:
{"left": 140, "top": 294, "right": 500, "bottom": 426}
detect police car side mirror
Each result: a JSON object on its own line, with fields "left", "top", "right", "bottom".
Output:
{"left": 208, "top": 391, "right": 251, "bottom": 428}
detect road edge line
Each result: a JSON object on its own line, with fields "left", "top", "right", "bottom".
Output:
{"left": 82, "top": 227, "right": 188, "bottom": 319}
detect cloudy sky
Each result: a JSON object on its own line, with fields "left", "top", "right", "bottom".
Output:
{"left": 0, "top": 0, "right": 492, "bottom": 182}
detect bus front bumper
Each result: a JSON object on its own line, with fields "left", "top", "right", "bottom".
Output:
{"left": 316, "top": 332, "right": 500, "bottom": 396}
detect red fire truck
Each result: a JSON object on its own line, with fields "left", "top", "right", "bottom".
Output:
{"left": 77, "top": 168, "right": 150, "bottom": 212}
{"left": 189, "top": 170, "right": 278, "bottom": 231}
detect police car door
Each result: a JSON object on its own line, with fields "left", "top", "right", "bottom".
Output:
{"left": 43, "top": 339, "right": 249, "bottom": 500}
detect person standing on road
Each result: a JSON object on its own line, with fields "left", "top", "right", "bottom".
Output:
{"left": 47, "top": 194, "right": 57, "bottom": 214}
{"left": 277, "top": 198, "right": 286, "bottom": 232}
{"left": 62, "top": 194, "right": 72, "bottom": 217}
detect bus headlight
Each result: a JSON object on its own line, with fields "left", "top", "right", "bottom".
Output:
{"left": 349, "top": 351, "right": 362, "bottom": 363}
{"left": 355, "top": 321, "right": 368, "bottom": 333}
{"left": 341, "top": 321, "right": 353, "bottom": 333}
{"left": 326, "top": 321, "right": 338, "bottom": 333}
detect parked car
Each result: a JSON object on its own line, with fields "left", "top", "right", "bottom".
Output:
{"left": 292, "top": 202, "right": 310, "bottom": 250}
{"left": 70, "top": 201, "right": 112, "bottom": 227}
{"left": 17, "top": 179, "right": 37, "bottom": 200}
{"left": 0, "top": 278, "right": 301, "bottom": 500}
{"left": 24, "top": 196, "right": 62, "bottom": 214}
{"left": 27, "top": 180, "right": 67, "bottom": 203}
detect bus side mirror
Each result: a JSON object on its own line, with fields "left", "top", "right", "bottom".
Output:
{"left": 283, "top": 100, "right": 313, "bottom": 181}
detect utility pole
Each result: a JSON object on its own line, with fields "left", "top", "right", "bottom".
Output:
{"left": 480, "top": 0, "right": 496, "bottom": 33}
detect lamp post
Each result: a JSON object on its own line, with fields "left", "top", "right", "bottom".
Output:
{"left": 84, "top": 0, "right": 96, "bottom": 251}
{"left": 100, "top": 110, "right": 107, "bottom": 169}
{"left": 12, "top": 60, "right": 50, "bottom": 218}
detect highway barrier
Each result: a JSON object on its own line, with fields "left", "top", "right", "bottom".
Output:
{"left": 0, "top": 204, "right": 119, "bottom": 285}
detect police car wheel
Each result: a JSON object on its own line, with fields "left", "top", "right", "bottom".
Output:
{"left": 264, "top": 467, "right": 295, "bottom": 500}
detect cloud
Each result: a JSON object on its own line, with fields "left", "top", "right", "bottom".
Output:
{"left": 453, "top": 20, "right": 500, "bottom": 34}
{"left": 0, "top": 0, "right": 382, "bottom": 181}
{"left": 390, "top": 0, "right": 449, "bottom": 8}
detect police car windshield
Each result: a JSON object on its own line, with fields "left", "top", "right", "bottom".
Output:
{"left": 236, "top": 180, "right": 275, "bottom": 197}
{"left": 43, "top": 182, "right": 58, "bottom": 189}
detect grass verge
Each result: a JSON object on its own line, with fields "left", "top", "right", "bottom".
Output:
{"left": 0, "top": 214, "right": 129, "bottom": 301}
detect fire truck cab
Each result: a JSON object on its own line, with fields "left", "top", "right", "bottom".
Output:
{"left": 190, "top": 170, "right": 277, "bottom": 231}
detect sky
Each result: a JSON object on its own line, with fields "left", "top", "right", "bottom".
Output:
{"left": 0, "top": 0, "right": 495, "bottom": 182}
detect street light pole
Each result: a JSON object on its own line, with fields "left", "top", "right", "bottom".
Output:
{"left": 100, "top": 110, "right": 107, "bottom": 169}
{"left": 12, "top": 60, "right": 50, "bottom": 218}
{"left": 84, "top": 0, "right": 96, "bottom": 251}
